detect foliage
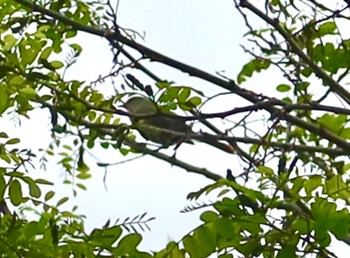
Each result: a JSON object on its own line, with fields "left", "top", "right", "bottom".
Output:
{"left": 1, "top": 0, "right": 350, "bottom": 257}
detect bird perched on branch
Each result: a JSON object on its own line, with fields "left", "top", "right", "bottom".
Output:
{"left": 124, "top": 96, "right": 234, "bottom": 153}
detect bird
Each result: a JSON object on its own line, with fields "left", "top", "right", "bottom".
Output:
{"left": 123, "top": 96, "right": 235, "bottom": 153}
{"left": 226, "top": 169, "right": 235, "bottom": 181}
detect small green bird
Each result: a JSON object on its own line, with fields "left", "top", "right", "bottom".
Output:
{"left": 124, "top": 96, "right": 191, "bottom": 146}
{"left": 124, "top": 96, "right": 234, "bottom": 153}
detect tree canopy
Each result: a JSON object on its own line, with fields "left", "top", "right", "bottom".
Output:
{"left": 1, "top": 0, "right": 350, "bottom": 257}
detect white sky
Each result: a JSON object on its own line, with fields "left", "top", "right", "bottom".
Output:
{"left": 4, "top": 0, "right": 350, "bottom": 256}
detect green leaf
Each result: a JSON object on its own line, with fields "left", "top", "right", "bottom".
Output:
{"left": 340, "top": 128, "right": 350, "bottom": 139}
{"left": 0, "top": 85, "right": 10, "bottom": 116}
{"left": 5, "top": 138, "right": 20, "bottom": 145}
{"left": 156, "top": 81, "right": 171, "bottom": 89}
{"left": 25, "top": 221, "right": 44, "bottom": 239}
{"left": 76, "top": 183, "right": 87, "bottom": 190}
{"left": 237, "top": 58, "right": 271, "bottom": 83}
{"left": 0, "top": 175, "right": 6, "bottom": 199}
{"left": 178, "top": 87, "right": 190, "bottom": 102}
{"left": 276, "top": 244, "right": 296, "bottom": 258}
{"left": 69, "top": 43, "right": 82, "bottom": 53}
{"left": 7, "top": 171, "right": 24, "bottom": 178}
{"left": 240, "top": 214, "right": 265, "bottom": 235}
{"left": 183, "top": 225, "right": 216, "bottom": 257}
{"left": 9, "top": 179, "right": 23, "bottom": 206}
{"left": 318, "top": 114, "right": 346, "bottom": 134}
{"left": 92, "top": 225, "right": 122, "bottom": 247}
{"left": 88, "top": 111, "right": 96, "bottom": 121}
{"left": 304, "top": 175, "right": 322, "bottom": 196}
{"left": 276, "top": 84, "right": 291, "bottom": 92}
{"left": 50, "top": 60, "right": 64, "bottom": 69}
{"left": 76, "top": 172, "right": 91, "bottom": 180}
{"left": 19, "top": 87, "right": 37, "bottom": 99}
{"left": 39, "top": 47, "right": 52, "bottom": 60}
{"left": 77, "top": 163, "right": 90, "bottom": 174}
{"left": 44, "top": 191, "right": 55, "bottom": 201}
{"left": 0, "top": 132, "right": 9, "bottom": 138}
{"left": 186, "top": 96, "right": 202, "bottom": 108}
{"left": 311, "top": 197, "right": 335, "bottom": 246}
{"left": 236, "top": 238, "right": 260, "bottom": 257}
{"left": 183, "top": 234, "right": 199, "bottom": 257}
{"left": 100, "top": 142, "right": 109, "bottom": 149}
{"left": 257, "top": 165, "right": 274, "bottom": 176}
{"left": 292, "top": 218, "right": 313, "bottom": 235}
{"left": 87, "top": 141, "right": 94, "bottom": 148}
{"left": 9, "top": 75, "right": 25, "bottom": 86}
{"left": 323, "top": 175, "right": 350, "bottom": 199}
{"left": 219, "top": 254, "right": 233, "bottom": 258}
{"left": 0, "top": 153, "right": 11, "bottom": 163}
{"left": 290, "top": 177, "right": 304, "bottom": 195}
{"left": 159, "top": 87, "right": 181, "bottom": 103}
{"left": 196, "top": 226, "right": 216, "bottom": 253}
{"left": 35, "top": 178, "right": 54, "bottom": 185}
{"left": 114, "top": 233, "right": 142, "bottom": 255}
{"left": 19, "top": 38, "right": 41, "bottom": 66}
{"left": 328, "top": 208, "right": 350, "bottom": 240}
{"left": 3, "top": 34, "right": 17, "bottom": 51}
{"left": 155, "top": 241, "right": 183, "bottom": 258}
{"left": 318, "top": 21, "right": 336, "bottom": 37}
{"left": 56, "top": 197, "right": 69, "bottom": 207}
{"left": 200, "top": 210, "right": 219, "bottom": 223}
{"left": 214, "top": 217, "right": 238, "bottom": 240}
{"left": 66, "top": 30, "right": 78, "bottom": 38}
{"left": 22, "top": 176, "right": 41, "bottom": 198}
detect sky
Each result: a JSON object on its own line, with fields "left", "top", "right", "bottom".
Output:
{"left": 4, "top": 0, "right": 350, "bottom": 256}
